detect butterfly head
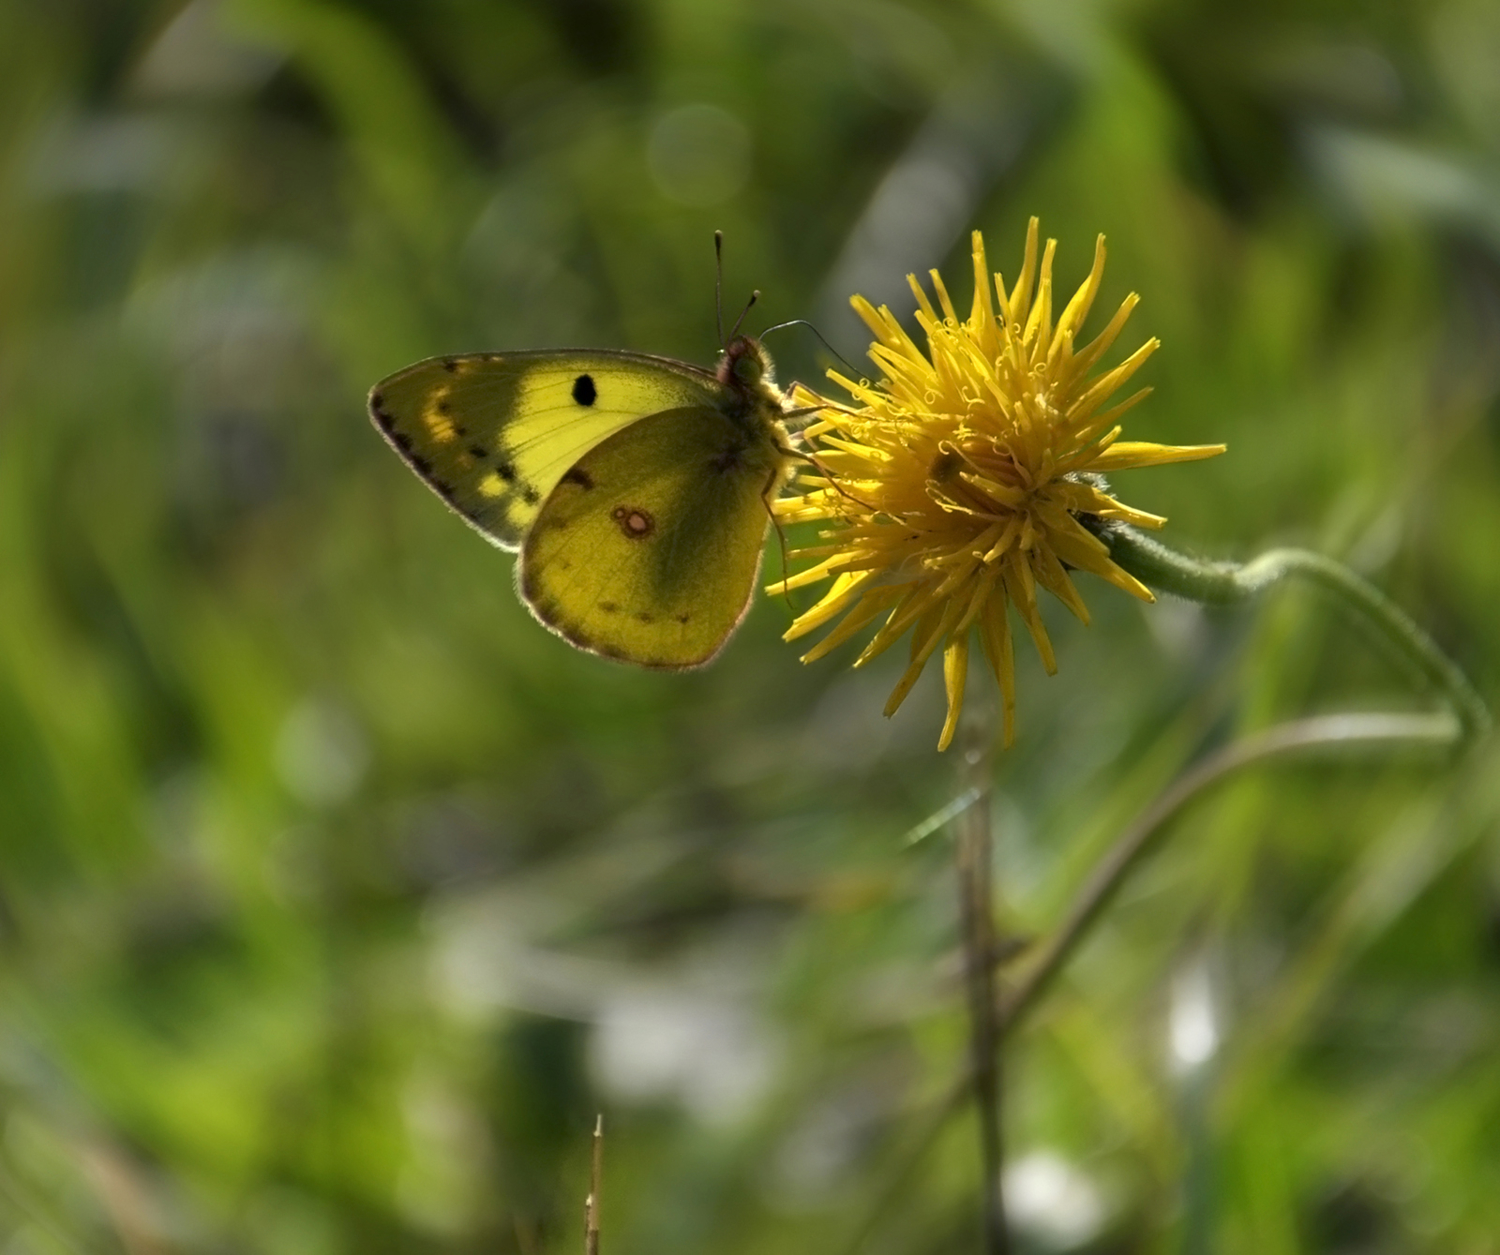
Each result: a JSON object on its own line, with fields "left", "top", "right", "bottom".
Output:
{"left": 718, "top": 334, "right": 775, "bottom": 394}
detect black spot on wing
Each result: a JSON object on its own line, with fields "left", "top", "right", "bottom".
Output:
{"left": 443, "top": 358, "right": 459, "bottom": 373}
{"left": 523, "top": 485, "right": 541, "bottom": 506}
{"left": 468, "top": 445, "right": 489, "bottom": 460}
{"left": 393, "top": 431, "right": 413, "bottom": 452}
{"left": 561, "top": 467, "right": 595, "bottom": 489}
{"left": 412, "top": 454, "right": 432, "bottom": 475}
{"left": 495, "top": 461, "right": 517, "bottom": 482}
{"left": 572, "top": 374, "right": 597, "bottom": 406}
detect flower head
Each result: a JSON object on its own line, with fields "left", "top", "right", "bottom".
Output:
{"left": 774, "top": 219, "right": 1225, "bottom": 750}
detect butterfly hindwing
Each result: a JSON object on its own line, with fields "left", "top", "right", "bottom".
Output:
{"left": 519, "top": 405, "right": 786, "bottom": 668}
{"left": 368, "top": 350, "right": 725, "bottom": 550}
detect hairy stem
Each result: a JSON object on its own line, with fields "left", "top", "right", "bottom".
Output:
{"left": 1104, "top": 527, "right": 1491, "bottom": 746}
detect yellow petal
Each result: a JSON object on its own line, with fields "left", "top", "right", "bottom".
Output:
{"left": 1088, "top": 441, "right": 1227, "bottom": 471}
{"left": 978, "top": 598, "right": 1016, "bottom": 748}
{"left": 799, "top": 586, "right": 904, "bottom": 662}
{"left": 938, "top": 634, "right": 969, "bottom": 752}
{"left": 1050, "top": 234, "right": 1105, "bottom": 363}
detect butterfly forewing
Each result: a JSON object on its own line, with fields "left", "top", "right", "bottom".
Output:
{"left": 368, "top": 350, "right": 723, "bottom": 550}
{"left": 519, "top": 405, "right": 786, "bottom": 668}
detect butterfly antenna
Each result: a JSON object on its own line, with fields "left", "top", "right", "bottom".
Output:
{"left": 714, "top": 230, "right": 726, "bottom": 349}
{"left": 730, "top": 289, "right": 760, "bottom": 341}
{"left": 760, "top": 319, "right": 862, "bottom": 377}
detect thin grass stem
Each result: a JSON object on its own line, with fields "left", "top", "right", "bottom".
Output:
{"left": 955, "top": 727, "right": 1007, "bottom": 1255}
{"left": 585, "top": 1115, "right": 602, "bottom": 1255}
{"left": 843, "top": 711, "right": 1459, "bottom": 1255}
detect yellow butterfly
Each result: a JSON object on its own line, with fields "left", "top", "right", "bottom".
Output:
{"left": 368, "top": 334, "right": 794, "bottom": 668}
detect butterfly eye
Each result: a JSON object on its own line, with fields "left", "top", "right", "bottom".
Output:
{"left": 731, "top": 347, "right": 765, "bottom": 387}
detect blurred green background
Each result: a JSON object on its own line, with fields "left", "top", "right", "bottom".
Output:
{"left": 2, "top": 0, "right": 1499, "bottom": 1252}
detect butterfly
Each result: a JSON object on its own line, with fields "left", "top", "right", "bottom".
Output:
{"left": 368, "top": 333, "right": 796, "bottom": 668}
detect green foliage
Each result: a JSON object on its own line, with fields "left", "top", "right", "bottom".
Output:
{"left": 1, "top": 0, "right": 1497, "bottom": 1251}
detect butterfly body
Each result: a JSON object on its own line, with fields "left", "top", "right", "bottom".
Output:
{"left": 369, "top": 336, "right": 792, "bottom": 668}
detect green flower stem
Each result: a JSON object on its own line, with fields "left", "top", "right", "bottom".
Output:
{"left": 1105, "top": 526, "right": 1492, "bottom": 747}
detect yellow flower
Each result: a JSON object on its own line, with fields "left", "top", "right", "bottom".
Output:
{"left": 773, "top": 219, "right": 1225, "bottom": 751}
